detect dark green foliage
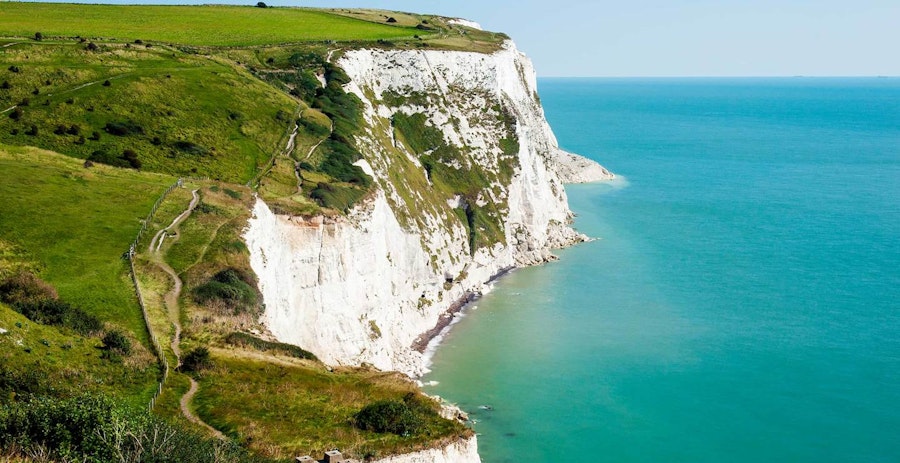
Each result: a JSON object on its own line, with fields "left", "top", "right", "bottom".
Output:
{"left": 0, "top": 272, "right": 100, "bottom": 335}
{"left": 34, "top": 32, "right": 43, "bottom": 41}
{"left": 309, "top": 182, "right": 366, "bottom": 212}
{"left": 224, "top": 332, "right": 318, "bottom": 360}
{"left": 86, "top": 42, "right": 98, "bottom": 51}
{"left": 89, "top": 130, "right": 101, "bottom": 140}
{"left": 256, "top": 2, "right": 267, "bottom": 7}
{"left": 121, "top": 149, "right": 142, "bottom": 169}
{"left": 0, "top": 81, "right": 10, "bottom": 90}
{"left": 87, "top": 149, "right": 141, "bottom": 169}
{"left": 8, "top": 299, "right": 102, "bottom": 336}
{"left": 101, "top": 330, "right": 131, "bottom": 356}
{"left": 317, "top": 138, "right": 370, "bottom": 186}
{"left": 8, "top": 66, "right": 20, "bottom": 73}
{"left": 181, "top": 346, "right": 212, "bottom": 373}
{"left": 8, "top": 107, "right": 22, "bottom": 121}
{"left": 223, "top": 188, "right": 242, "bottom": 199}
{"left": 0, "top": 364, "right": 56, "bottom": 399}
{"left": 54, "top": 124, "right": 67, "bottom": 135}
{"left": 103, "top": 120, "right": 144, "bottom": 136}
{"left": 173, "top": 140, "right": 208, "bottom": 156}
{"left": 67, "top": 124, "right": 81, "bottom": 136}
{"left": 354, "top": 394, "right": 440, "bottom": 436}
{"left": 193, "top": 268, "right": 258, "bottom": 313}
{"left": 25, "top": 125, "right": 38, "bottom": 136}
{"left": 0, "top": 394, "right": 270, "bottom": 463}
{"left": 392, "top": 112, "right": 443, "bottom": 154}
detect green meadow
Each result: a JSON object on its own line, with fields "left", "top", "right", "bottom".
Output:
{"left": 0, "top": 3, "right": 420, "bottom": 46}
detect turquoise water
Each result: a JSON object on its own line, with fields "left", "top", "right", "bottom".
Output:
{"left": 423, "top": 78, "right": 900, "bottom": 463}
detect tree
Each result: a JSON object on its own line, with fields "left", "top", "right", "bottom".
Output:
{"left": 256, "top": 2, "right": 268, "bottom": 7}
{"left": 34, "top": 32, "right": 43, "bottom": 41}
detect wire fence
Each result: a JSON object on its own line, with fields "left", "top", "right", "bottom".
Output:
{"left": 125, "top": 178, "right": 182, "bottom": 412}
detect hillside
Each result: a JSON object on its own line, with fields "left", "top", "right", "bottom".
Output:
{"left": 0, "top": 3, "right": 608, "bottom": 463}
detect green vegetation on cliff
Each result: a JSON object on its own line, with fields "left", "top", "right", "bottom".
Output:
{"left": 0, "top": 3, "right": 495, "bottom": 460}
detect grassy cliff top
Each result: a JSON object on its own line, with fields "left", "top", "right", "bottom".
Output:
{"left": 0, "top": 3, "right": 506, "bottom": 51}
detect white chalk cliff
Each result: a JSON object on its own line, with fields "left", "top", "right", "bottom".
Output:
{"left": 244, "top": 40, "right": 612, "bottom": 378}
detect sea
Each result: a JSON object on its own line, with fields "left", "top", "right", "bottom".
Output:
{"left": 422, "top": 78, "right": 900, "bottom": 463}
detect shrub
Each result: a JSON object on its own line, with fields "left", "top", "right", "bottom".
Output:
{"left": 53, "top": 124, "right": 67, "bottom": 135}
{"left": 0, "top": 394, "right": 266, "bottom": 463}
{"left": 89, "top": 130, "right": 101, "bottom": 140}
{"left": 181, "top": 347, "right": 212, "bottom": 373}
{"left": 66, "top": 124, "right": 81, "bottom": 135}
{"left": 9, "top": 299, "right": 102, "bottom": 335}
{"left": 8, "top": 65, "right": 20, "bottom": 73}
{"left": 193, "top": 268, "right": 258, "bottom": 313}
{"left": 85, "top": 42, "right": 98, "bottom": 51}
{"left": 224, "top": 332, "right": 317, "bottom": 360}
{"left": 8, "top": 107, "right": 23, "bottom": 121}
{"left": 354, "top": 400, "right": 423, "bottom": 436}
{"left": 386, "top": 17, "right": 397, "bottom": 23}
{"left": 256, "top": 1, "right": 268, "bottom": 7}
{"left": 0, "top": 81, "right": 10, "bottom": 89}
{"left": 102, "top": 79, "right": 111, "bottom": 87}
{"left": 0, "top": 271, "right": 58, "bottom": 305}
{"left": 24, "top": 125, "right": 38, "bottom": 136}
{"left": 74, "top": 135, "right": 86, "bottom": 145}
{"left": 121, "top": 149, "right": 141, "bottom": 169}
{"left": 173, "top": 140, "right": 208, "bottom": 156}
{"left": 104, "top": 120, "right": 143, "bottom": 136}
{"left": 101, "top": 330, "right": 131, "bottom": 355}
{"left": 34, "top": 32, "right": 43, "bottom": 41}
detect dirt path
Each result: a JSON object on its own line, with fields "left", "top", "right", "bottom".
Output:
{"left": 181, "top": 378, "right": 225, "bottom": 439}
{"left": 146, "top": 189, "right": 224, "bottom": 439}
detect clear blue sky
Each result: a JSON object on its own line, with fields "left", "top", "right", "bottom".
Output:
{"left": 15, "top": 0, "right": 900, "bottom": 76}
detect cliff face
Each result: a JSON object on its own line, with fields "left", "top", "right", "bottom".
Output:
{"left": 244, "top": 41, "right": 611, "bottom": 376}
{"left": 372, "top": 436, "right": 481, "bottom": 463}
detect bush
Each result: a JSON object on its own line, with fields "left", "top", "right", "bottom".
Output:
{"left": 355, "top": 399, "right": 423, "bottom": 436}
{"left": 193, "top": 268, "right": 258, "bottom": 313}
{"left": 9, "top": 299, "right": 102, "bottom": 335}
{"left": 66, "top": 124, "right": 81, "bottom": 135}
{"left": 8, "top": 65, "right": 20, "bottom": 73}
{"left": 181, "top": 347, "right": 212, "bottom": 373}
{"left": 53, "top": 124, "right": 67, "bottom": 135}
{"left": 0, "top": 394, "right": 268, "bottom": 463}
{"left": 101, "top": 330, "right": 132, "bottom": 356}
{"left": 224, "top": 332, "right": 317, "bottom": 360}
{"left": 173, "top": 140, "right": 208, "bottom": 156}
{"left": 34, "top": 32, "right": 43, "bottom": 41}
{"left": 103, "top": 120, "right": 143, "bottom": 136}
{"left": 121, "top": 149, "right": 142, "bottom": 169}
{"left": 0, "top": 271, "right": 58, "bottom": 305}
{"left": 24, "top": 125, "right": 38, "bottom": 136}
{"left": 88, "top": 149, "right": 140, "bottom": 169}
{"left": 8, "top": 107, "right": 23, "bottom": 121}
{"left": 0, "top": 81, "right": 10, "bottom": 89}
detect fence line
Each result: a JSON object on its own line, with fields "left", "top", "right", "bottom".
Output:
{"left": 126, "top": 178, "right": 183, "bottom": 412}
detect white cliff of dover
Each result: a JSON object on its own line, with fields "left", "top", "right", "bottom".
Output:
{"left": 244, "top": 40, "right": 612, "bottom": 378}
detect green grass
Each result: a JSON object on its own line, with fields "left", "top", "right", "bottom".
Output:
{"left": 0, "top": 145, "right": 173, "bottom": 339}
{"left": 195, "top": 353, "right": 470, "bottom": 461}
{"left": 0, "top": 4, "right": 420, "bottom": 47}
{"left": 1, "top": 42, "right": 296, "bottom": 183}
{"left": 0, "top": 303, "right": 158, "bottom": 409}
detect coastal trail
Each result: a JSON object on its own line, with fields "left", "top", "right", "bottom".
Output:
{"left": 147, "top": 189, "right": 225, "bottom": 440}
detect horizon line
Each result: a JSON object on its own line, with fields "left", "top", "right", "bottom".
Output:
{"left": 538, "top": 75, "right": 898, "bottom": 79}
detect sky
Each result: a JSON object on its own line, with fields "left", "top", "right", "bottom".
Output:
{"left": 14, "top": 0, "right": 900, "bottom": 76}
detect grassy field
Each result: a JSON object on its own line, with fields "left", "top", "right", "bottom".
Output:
{"left": 0, "top": 41, "right": 296, "bottom": 183}
{"left": 0, "top": 4, "right": 420, "bottom": 47}
{"left": 195, "top": 353, "right": 470, "bottom": 460}
{"left": 0, "top": 145, "right": 174, "bottom": 337}
{"left": 0, "top": 303, "right": 159, "bottom": 409}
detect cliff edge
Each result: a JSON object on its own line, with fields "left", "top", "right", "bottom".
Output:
{"left": 245, "top": 40, "right": 611, "bottom": 377}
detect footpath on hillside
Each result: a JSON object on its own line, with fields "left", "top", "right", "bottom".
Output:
{"left": 146, "top": 189, "right": 226, "bottom": 440}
